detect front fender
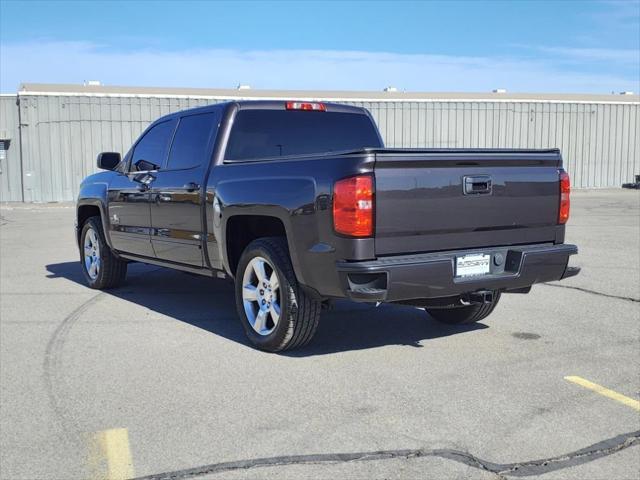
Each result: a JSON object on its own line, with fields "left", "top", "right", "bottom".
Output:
{"left": 76, "top": 175, "right": 113, "bottom": 249}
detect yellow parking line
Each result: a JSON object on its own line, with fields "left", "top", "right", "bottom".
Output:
{"left": 89, "top": 428, "right": 135, "bottom": 480}
{"left": 565, "top": 376, "right": 640, "bottom": 411}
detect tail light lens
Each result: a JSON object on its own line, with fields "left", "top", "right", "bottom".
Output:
{"left": 333, "top": 175, "right": 374, "bottom": 237}
{"left": 558, "top": 169, "right": 571, "bottom": 224}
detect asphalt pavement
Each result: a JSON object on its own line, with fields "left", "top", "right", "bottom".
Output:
{"left": 1, "top": 189, "right": 638, "bottom": 480}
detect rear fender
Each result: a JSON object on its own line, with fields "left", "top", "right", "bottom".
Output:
{"left": 215, "top": 176, "right": 317, "bottom": 284}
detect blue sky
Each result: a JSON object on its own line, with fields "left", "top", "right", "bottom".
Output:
{"left": 1, "top": 0, "right": 638, "bottom": 93}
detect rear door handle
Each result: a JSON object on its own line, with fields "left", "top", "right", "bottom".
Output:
{"left": 184, "top": 182, "right": 199, "bottom": 192}
{"left": 157, "top": 193, "right": 172, "bottom": 202}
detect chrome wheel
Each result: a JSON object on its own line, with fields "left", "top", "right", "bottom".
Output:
{"left": 83, "top": 227, "right": 101, "bottom": 280}
{"left": 242, "top": 256, "right": 281, "bottom": 336}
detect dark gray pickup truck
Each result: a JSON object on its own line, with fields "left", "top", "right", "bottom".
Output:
{"left": 77, "top": 100, "right": 579, "bottom": 351}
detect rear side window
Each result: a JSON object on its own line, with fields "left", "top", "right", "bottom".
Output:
{"left": 131, "top": 120, "right": 176, "bottom": 171}
{"left": 166, "top": 112, "right": 217, "bottom": 170}
{"left": 225, "top": 110, "right": 382, "bottom": 161}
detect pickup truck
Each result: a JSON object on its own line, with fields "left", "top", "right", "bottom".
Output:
{"left": 77, "top": 100, "right": 579, "bottom": 352}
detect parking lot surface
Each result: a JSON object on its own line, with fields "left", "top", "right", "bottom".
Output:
{"left": 1, "top": 189, "right": 639, "bottom": 480}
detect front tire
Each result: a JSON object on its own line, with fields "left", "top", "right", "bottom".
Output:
{"left": 235, "top": 237, "right": 321, "bottom": 352}
{"left": 80, "top": 216, "right": 127, "bottom": 289}
{"left": 426, "top": 292, "right": 501, "bottom": 325}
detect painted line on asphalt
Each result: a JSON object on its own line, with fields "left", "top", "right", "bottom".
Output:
{"left": 565, "top": 376, "right": 640, "bottom": 411}
{"left": 89, "top": 428, "right": 135, "bottom": 480}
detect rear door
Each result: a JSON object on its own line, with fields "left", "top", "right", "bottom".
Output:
{"left": 149, "top": 111, "right": 219, "bottom": 266}
{"left": 374, "top": 150, "right": 563, "bottom": 255}
{"left": 107, "top": 119, "right": 176, "bottom": 257}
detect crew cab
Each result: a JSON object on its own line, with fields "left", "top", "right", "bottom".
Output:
{"left": 76, "top": 101, "right": 579, "bottom": 352}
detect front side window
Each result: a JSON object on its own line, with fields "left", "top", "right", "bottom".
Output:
{"left": 131, "top": 120, "right": 176, "bottom": 171}
{"left": 166, "top": 113, "right": 217, "bottom": 170}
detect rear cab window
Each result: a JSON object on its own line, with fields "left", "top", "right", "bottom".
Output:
{"left": 225, "top": 108, "right": 382, "bottom": 161}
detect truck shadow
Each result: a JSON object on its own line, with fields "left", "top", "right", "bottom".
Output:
{"left": 46, "top": 261, "right": 487, "bottom": 356}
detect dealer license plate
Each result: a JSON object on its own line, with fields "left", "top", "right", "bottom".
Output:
{"left": 456, "top": 253, "right": 491, "bottom": 277}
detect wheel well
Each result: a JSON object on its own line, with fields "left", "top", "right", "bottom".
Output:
{"left": 226, "top": 215, "right": 287, "bottom": 275}
{"left": 77, "top": 205, "right": 101, "bottom": 241}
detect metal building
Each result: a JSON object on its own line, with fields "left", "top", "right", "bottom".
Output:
{"left": 1, "top": 83, "right": 638, "bottom": 202}
{"left": 0, "top": 95, "right": 22, "bottom": 202}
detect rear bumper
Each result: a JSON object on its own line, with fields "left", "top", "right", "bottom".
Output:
{"left": 336, "top": 243, "right": 579, "bottom": 302}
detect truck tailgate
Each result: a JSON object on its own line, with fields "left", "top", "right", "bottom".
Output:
{"left": 374, "top": 149, "right": 563, "bottom": 255}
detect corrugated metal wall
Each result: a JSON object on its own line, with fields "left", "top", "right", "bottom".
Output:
{"left": 17, "top": 95, "right": 220, "bottom": 202}
{"left": 0, "top": 96, "right": 23, "bottom": 202}
{"left": 9, "top": 94, "right": 640, "bottom": 202}
{"left": 350, "top": 101, "right": 639, "bottom": 191}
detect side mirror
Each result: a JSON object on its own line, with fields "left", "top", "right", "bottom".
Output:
{"left": 97, "top": 152, "right": 121, "bottom": 170}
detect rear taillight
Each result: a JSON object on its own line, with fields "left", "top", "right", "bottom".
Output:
{"left": 559, "top": 169, "right": 570, "bottom": 224}
{"left": 285, "top": 101, "right": 326, "bottom": 111}
{"left": 333, "top": 175, "right": 374, "bottom": 237}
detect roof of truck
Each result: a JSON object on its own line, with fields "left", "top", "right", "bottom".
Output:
{"left": 17, "top": 83, "right": 640, "bottom": 104}
{"left": 151, "top": 100, "right": 369, "bottom": 123}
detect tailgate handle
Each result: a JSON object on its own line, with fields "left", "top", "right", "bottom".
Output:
{"left": 463, "top": 175, "right": 492, "bottom": 195}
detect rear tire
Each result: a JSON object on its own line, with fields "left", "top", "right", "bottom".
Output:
{"left": 235, "top": 237, "right": 321, "bottom": 352}
{"left": 426, "top": 292, "right": 501, "bottom": 325}
{"left": 80, "top": 216, "right": 127, "bottom": 289}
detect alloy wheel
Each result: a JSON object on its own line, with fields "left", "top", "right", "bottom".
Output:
{"left": 241, "top": 256, "right": 281, "bottom": 335}
{"left": 83, "top": 228, "right": 101, "bottom": 280}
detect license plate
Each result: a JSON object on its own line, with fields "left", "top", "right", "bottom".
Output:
{"left": 456, "top": 254, "right": 491, "bottom": 277}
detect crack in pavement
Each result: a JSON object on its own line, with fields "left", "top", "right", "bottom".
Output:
{"left": 542, "top": 282, "right": 639, "bottom": 303}
{"left": 133, "top": 430, "right": 640, "bottom": 479}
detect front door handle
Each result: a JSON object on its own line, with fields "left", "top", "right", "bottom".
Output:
{"left": 183, "top": 182, "right": 199, "bottom": 192}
